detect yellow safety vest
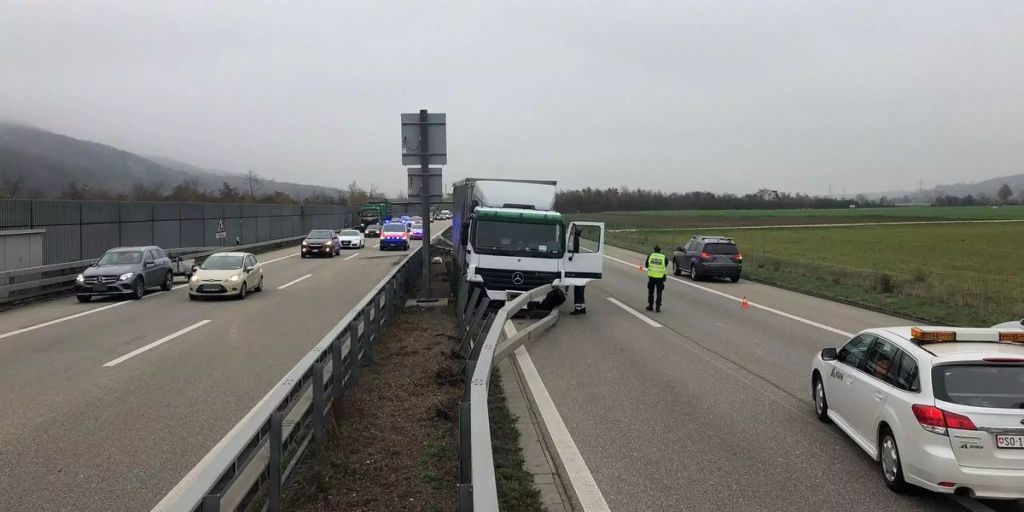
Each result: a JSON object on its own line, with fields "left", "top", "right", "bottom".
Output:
{"left": 647, "top": 252, "right": 667, "bottom": 279}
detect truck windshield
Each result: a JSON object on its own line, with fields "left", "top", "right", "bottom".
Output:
{"left": 472, "top": 220, "right": 562, "bottom": 258}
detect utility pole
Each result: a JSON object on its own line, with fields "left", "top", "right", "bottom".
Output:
{"left": 418, "top": 109, "right": 432, "bottom": 300}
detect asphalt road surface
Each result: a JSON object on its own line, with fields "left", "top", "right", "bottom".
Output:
{"left": 527, "top": 245, "right": 1024, "bottom": 512}
{"left": 0, "top": 230, "right": 437, "bottom": 512}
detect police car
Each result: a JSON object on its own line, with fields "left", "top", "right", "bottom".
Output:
{"left": 810, "top": 326, "right": 1024, "bottom": 499}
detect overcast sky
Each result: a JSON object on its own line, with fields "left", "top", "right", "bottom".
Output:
{"left": 2, "top": 0, "right": 1023, "bottom": 196}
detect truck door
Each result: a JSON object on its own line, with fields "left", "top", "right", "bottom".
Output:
{"left": 561, "top": 222, "right": 604, "bottom": 286}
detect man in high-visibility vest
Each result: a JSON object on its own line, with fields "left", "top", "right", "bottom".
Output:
{"left": 645, "top": 245, "right": 667, "bottom": 312}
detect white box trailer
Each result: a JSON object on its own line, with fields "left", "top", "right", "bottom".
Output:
{"left": 452, "top": 178, "right": 604, "bottom": 303}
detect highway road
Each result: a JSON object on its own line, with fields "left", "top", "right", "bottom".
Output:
{"left": 524, "top": 245, "right": 1024, "bottom": 512}
{"left": 0, "top": 227, "right": 440, "bottom": 512}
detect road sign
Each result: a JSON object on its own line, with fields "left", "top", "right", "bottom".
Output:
{"left": 407, "top": 168, "right": 443, "bottom": 199}
{"left": 401, "top": 112, "right": 446, "bottom": 165}
{"left": 216, "top": 231, "right": 227, "bottom": 240}
{"left": 216, "top": 219, "right": 226, "bottom": 232}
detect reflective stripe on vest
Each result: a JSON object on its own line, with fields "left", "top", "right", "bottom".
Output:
{"left": 647, "top": 253, "right": 667, "bottom": 278}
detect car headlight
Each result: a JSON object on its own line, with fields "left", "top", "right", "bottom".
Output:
{"left": 302, "top": 241, "right": 308, "bottom": 246}
{"left": 119, "top": 272, "right": 134, "bottom": 281}
{"left": 76, "top": 274, "right": 85, "bottom": 283}
{"left": 190, "top": 275, "right": 199, "bottom": 283}
{"left": 227, "top": 274, "right": 241, "bottom": 283}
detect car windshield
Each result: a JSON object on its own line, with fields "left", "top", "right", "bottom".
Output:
{"left": 413, "top": 223, "right": 422, "bottom": 229}
{"left": 340, "top": 230, "right": 360, "bottom": 236}
{"left": 202, "top": 255, "right": 244, "bottom": 270}
{"left": 933, "top": 364, "right": 1024, "bottom": 409}
{"left": 383, "top": 223, "right": 407, "bottom": 233}
{"left": 704, "top": 243, "right": 738, "bottom": 255}
{"left": 97, "top": 250, "right": 142, "bottom": 265}
{"left": 473, "top": 220, "right": 562, "bottom": 258}
{"left": 308, "top": 230, "right": 334, "bottom": 239}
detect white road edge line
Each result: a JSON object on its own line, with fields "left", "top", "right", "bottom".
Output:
{"left": 606, "top": 296, "right": 662, "bottom": 328}
{"left": 515, "top": 346, "right": 611, "bottom": 512}
{"left": 276, "top": 274, "right": 312, "bottom": 290}
{"left": 102, "top": 320, "right": 211, "bottom": 367}
{"left": 0, "top": 301, "right": 129, "bottom": 340}
{"left": 373, "top": 242, "right": 380, "bottom": 248}
{"left": 343, "top": 252, "right": 360, "bottom": 261}
{"left": 604, "top": 255, "right": 852, "bottom": 337}
{"left": 262, "top": 252, "right": 300, "bottom": 264}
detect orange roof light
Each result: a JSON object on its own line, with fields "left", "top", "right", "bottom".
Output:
{"left": 911, "top": 327, "right": 957, "bottom": 343}
{"left": 999, "top": 332, "right": 1024, "bottom": 344}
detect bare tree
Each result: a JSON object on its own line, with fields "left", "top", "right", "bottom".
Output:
{"left": 997, "top": 183, "right": 1013, "bottom": 203}
{"left": 244, "top": 170, "right": 262, "bottom": 203}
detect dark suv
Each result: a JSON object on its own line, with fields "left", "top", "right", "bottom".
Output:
{"left": 301, "top": 229, "right": 341, "bottom": 258}
{"left": 75, "top": 246, "right": 174, "bottom": 302}
{"left": 673, "top": 236, "right": 742, "bottom": 282}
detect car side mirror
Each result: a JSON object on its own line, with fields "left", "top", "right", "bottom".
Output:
{"left": 144, "top": 261, "right": 155, "bottom": 268}
{"left": 677, "top": 246, "right": 685, "bottom": 252}
{"left": 821, "top": 348, "right": 838, "bottom": 361}
{"left": 244, "top": 266, "right": 254, "bottom": 273}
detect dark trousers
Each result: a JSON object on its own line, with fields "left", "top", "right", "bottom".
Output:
{"left": 647, "top": 277, "right": 665, "bottom": 307}
{"left": 573, "top": 285, "right": 585, "bottom": 310}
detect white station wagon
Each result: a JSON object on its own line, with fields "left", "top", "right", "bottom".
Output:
{"left": 810, "top": 326, "right": 1024, "bottom": 499}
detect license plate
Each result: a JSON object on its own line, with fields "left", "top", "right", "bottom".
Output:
{"left": 93, "top": 284, "right": 108, "bottom": 292}
{"left": 996, "top": 435, "right": 1024, "bottom": 449}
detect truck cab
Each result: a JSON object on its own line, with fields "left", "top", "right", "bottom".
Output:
{"left": 454, "top": 179, "right": 603, "bottom": 303}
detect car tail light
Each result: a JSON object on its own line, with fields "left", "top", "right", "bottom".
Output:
{"left": 732, "top": 252, "right": 743, "bottom": 263}
{"left": 912, "top": 404, "right": 977, "bottom": 435}
{"left": 700, "top": 251, "right": 713, "bottom": 262}
{"left": 983, "top": 357, "right": 1024, "bottom": 363}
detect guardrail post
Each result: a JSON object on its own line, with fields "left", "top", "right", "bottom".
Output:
{"left": 459, "top": 297, "right": 490, "bottom": 358}
{"left": 268, "top": 411, "right": 284, "bottom": 512}
{"left": 312, "top": 362, "right": 326, "bottom": 450}
{"left": 360, "top": 309, "right": 373, "bottom": 366}
{"left": 349, "top": 327, "right": 361, "bottom": 381}
{"left": 332, "top": 336, "right": 345, "bottom": 423}
{"left": 460, "top": 287, "right": 481, "bottom": 336}
{"left": 201, "top": 494, "right": 221, "bottom": 512}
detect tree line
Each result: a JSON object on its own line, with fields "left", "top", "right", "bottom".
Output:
{"left": 50, "top": 176, "right": 386, "bottom": 206}
{"left": 554, "top": 187, "right": 889, "bottom": 213}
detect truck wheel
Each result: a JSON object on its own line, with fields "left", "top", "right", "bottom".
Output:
{"left": 161, "top": 271, "right": 173, "bottom": 291}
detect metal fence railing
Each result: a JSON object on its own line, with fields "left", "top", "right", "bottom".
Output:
{"left": 454, "top": 282, "right": 560, "bottom": 511}
{"left": 148, "top": 245, "right": 424, "bottom": 512}
{"left": 0, "top": 235, "right": 306, "bottom": 305}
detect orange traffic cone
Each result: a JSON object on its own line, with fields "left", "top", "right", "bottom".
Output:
{"left": 741, "top": 296, "right": 750, "bottom": 309}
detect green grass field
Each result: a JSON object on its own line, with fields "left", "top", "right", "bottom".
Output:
{"left": 606, "top": 221, "right": 1024, "bottom": 327}
{"left": 572, "top": 205, "right": 1024, "bottom": 229}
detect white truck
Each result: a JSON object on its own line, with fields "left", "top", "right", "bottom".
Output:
{"left": 452, "top": 178, "right": 604, "bottom": 303}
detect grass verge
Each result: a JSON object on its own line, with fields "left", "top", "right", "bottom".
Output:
{"left": 608, "top": 222, "right": 1024, "bottom": 326}
{"left": 488, "top": 369, "right": 545, "bottom": 512}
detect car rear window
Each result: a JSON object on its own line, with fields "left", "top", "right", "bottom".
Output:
{"left": 932, "top": 364, "right": 1024, "bottom": 409}
{"left": 383, "top": 223, "right": 406, "bottom": 232}
{"left": 704, "top": 243, "right": 738, "bottom": 255}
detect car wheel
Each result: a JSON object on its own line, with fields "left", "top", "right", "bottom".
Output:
{"left": 188, "top": 294, "right": 197, "bottom": 301}
{"left": 673, "top": 261, "right": 683, "bottom": 276}
{"left": 812, "top": 374, "right": 831, "bottom": 423}
{"left": 238, "top": 282, "right": 247, "bottom": 300}
{"left": 132, "top": 279, "right": 145, "bottom": 300}
{"left": 254, "top": 277, "right": 264, "bottom": 292}
{"left": 879, "top": 427, "right": 909, "bottom": 493}
{"left": 77, "top": 295, "right": 91, "bottom": 303}
{"left": 301, "top": 253, "right": 307, "bottom": 259}
{"left": 730, "top": 274, "right": 741, "bottom": 283}
{"left": 689, "top": 264, "right": 699, "bottom": 281}
{"left": 161, "top": 271, "right": 173, "bottom": 291}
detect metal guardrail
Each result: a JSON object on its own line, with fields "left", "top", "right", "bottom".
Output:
{"left": 0, "top": 235, "right": 305, "bottom": 305}
{"left": 152, "top": 244, "right": 424, "bottom": 512}
{"left": 455, "top": 282, "right": 558, "bottom": 511}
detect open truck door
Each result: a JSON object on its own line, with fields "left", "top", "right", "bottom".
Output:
{"left": 561, "top": 221, "right": 604, "bottom": 286}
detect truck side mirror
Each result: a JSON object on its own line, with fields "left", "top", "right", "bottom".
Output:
{"left": 460, "top": 221, "right": 471, "bottom": 246}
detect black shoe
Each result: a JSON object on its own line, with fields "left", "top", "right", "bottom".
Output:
{"left": 569, "top": 308, "right": 587, "bottom": 316}
{"left": 656, "top": 306, "right": 661, "bottom": 313}
{"left": 645, "top": 305, "right": 653, "bottom": 311}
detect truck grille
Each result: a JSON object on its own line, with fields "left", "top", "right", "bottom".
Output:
{"left": 476, "top": 268, "right": 559, "bottom": 291}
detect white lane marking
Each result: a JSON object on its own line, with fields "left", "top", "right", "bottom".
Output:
{"left": 951, "top": 496, "right": 999, "bottom": 512}
{"left": 276, "top": 274, "right": 312, "bottom": 290}
{"left": 172, "top": 284, "right": 189, "bottom": 290}
{"left": 343, "top": 253, "right": 360, "bottom": 261}
{"left": 262, "top": 252, "right": 299, "bottom": 265}
{"left": 604, "top": 255, "right": 853, "bottom": 338}
{"left": 515, "top": 346, "right": 611, "bottom": 512}
{"left": 102, "top": 320, "right": 211, "bottom": 367}
{"left": 606, "top": 296, "right": 662, "bottom": 328}
{"left": 0, "top": 301, "right": 129, "bottom": 340}
{"left": 373, "top": 243, "right": 380, "bottom": 248}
